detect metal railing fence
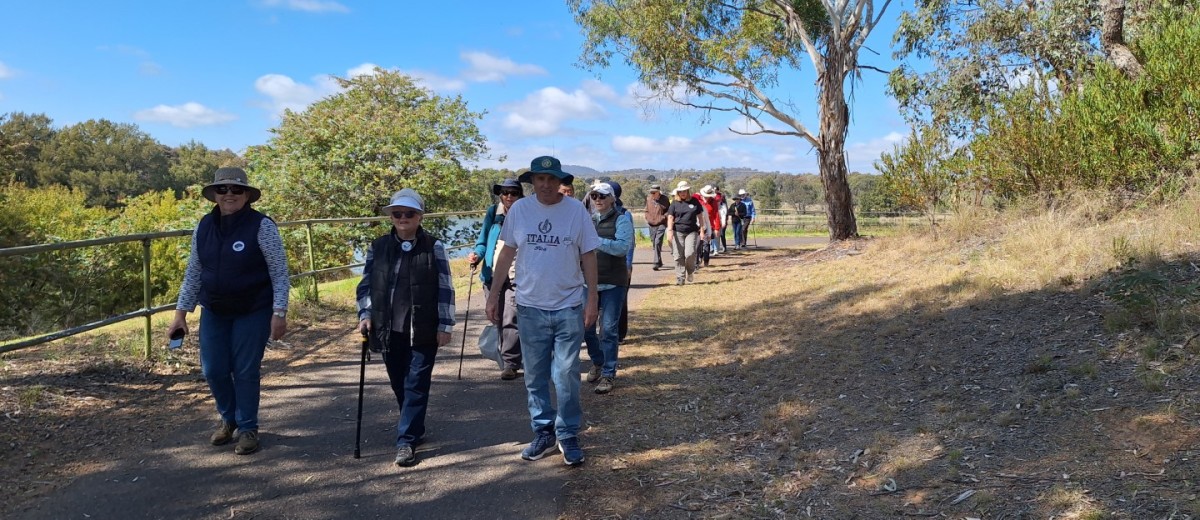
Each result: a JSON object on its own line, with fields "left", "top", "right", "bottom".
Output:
{"left": 0, "top": 210, "right": 484, "bottom": 356}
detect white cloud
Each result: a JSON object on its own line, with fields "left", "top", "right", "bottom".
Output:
{"left": 262, "top": 0, "right": 349, "bottom": 13}
{"left": 401, "top": 69, "right": 467, "bottom": 92}
{"left": 580, "top": 79, "right": 618, "bottom": 102}
{"left": 133, "top": 102, "right": 237, "bottom": 128}
{"left": 460, "top": 51, "right": 546, "bottom": 82}
{"left": 502, "top": 86, "right": 607, "bottom": 136}
{"left": 0, "top": 61, "right": 13, "bottom": 79}
{"left": 611, "top": 135, "right": 693, "bottom": 154}
{"left": 347, "top": 63, "right": 381, "bottom": 78}
{"left": 254, "top": 73, "right": 340, "bottom": 117}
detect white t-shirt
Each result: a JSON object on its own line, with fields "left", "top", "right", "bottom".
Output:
{"left": 499, "top": 195, "right": 600, "bottom": 311}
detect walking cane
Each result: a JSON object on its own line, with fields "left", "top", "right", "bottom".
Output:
{"left": 456, "top": 263, "right": 479, "bottom": 380}
{"left": 354, "top": 330, "right": 368, "bottom": 459}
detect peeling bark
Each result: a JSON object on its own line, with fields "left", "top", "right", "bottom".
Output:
{"left": 1102, "top": 0, "right": 1144, "bottom": 80}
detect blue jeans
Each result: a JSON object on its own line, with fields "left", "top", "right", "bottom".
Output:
{"left": 382, "top": 331, "right": 439, "bottom": 447}
{"left": 199, "top": 306, "right": 272, "bottom": 431}
{"left": 731, "top": 219, "right": 744, "bottom": 247}
{"left": 584, "top": 286, "right": 626, "bottom": 378}
{"left": 517, "top": 304, "right": 584, "bottom": 440}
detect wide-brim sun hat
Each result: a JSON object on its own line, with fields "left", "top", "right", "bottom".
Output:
{"left": 202, "top": 167, "right": 261, "bottom": 203}
{"left": 738, "top": 188, "right": 748, "bottom": 195}
{"left": 517, "top": 155, "right": 574, "bottom": 185}
{"left": 673, "top": 181, "right": 692, "bottom": 193}
{"left": 492, "top": 178, "right": 523, "bottom": 196}
{"left": 382, "top": 188, "right": 425, "bottom": 213}
{"left": 700, "top": 185, "right": 717, "bottom": 197}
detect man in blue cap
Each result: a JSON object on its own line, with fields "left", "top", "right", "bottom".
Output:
{"left": 486, "top": 156, "right": 600, "bottom": 467}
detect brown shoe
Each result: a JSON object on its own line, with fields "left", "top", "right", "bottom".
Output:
{"left": 234, "top": 429, "right": 260, "bottom": 455}
{"left": 595, "top": 377, "right": 614, "bottom": 394}
{"left": 585, "top": 365, "right": 602, "bottom": 383}
{"left": 500, "top": 367, "right": 519, "bottom": 380}
{"left": 210, "top": 420, "right": 236, "bottom": 446}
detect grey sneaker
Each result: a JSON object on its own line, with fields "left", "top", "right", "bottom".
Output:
{"left": 394, "top": 444, "right": 417, "bottom": 467}
{"left": 234, "top": 429, "right": 259, "bottom": 455}
{"left": 594, "top": 377, "right": 614, "bottom": 394}
{"left": 585, "top": 365, "right": 602, "bottom": 383}
{"left": 210, "top": 420, "right": 236, "bottom": 446}
{"left": 558, "top": 436, "right": 585, "bottom": 466}
{"left": 521, "top": 431, "right": 558, "bottom": 461}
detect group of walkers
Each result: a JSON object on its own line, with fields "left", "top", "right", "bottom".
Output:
{"left": 645, "top": 181, "right": 757, "bottom": 285}
{"left": 166, "top": 159, "right": 757, "bottom": 472}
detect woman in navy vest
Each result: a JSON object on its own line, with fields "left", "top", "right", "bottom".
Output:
{"left": 356, "top": 188, "right": 456, "bottom": 468}
{"left": 169, "top": 167, "right": 290, "bottom": 456}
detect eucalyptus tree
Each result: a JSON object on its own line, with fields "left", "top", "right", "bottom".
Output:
{"left": 570, "top": 0, "right": 895, "bottom": 240}
{"left": 0, "top": 112, "right": 55, "bottom": 187}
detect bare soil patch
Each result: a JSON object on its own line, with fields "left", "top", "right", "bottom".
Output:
{"left": 566, "top": 240, "right": 1200, "bottom": 519}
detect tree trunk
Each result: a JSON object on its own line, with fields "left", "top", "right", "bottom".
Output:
{"left": 817, "top": 55, "right": 859, "bottom": 241}
{"left": 1101, "top": 0, "right": 1144, "bottom": 80}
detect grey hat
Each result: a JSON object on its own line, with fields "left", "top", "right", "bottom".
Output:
{"left": 649, "top": 184, "right": 661, "bottom": 191}
{"left": 492, "top": 178, "right": 523, "bottom": 196}
{"left": 382, "top": 188, "right": 424, "bottom": 213}
{"left": 202, "top": 167, "right": 261, "bottom": 203}
{"left": 517, "top": 156, "right": 574, "bottom": 185}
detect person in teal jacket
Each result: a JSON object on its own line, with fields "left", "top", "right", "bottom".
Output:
{"left": 468, "top": 178, "right": 524, "bottom": 380}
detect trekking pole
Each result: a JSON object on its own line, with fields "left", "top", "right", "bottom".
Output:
{"left": 456, "top": 263, "right": 479, "bottom": 380}
{"left": 354, "top": 329, "right": 368, "bottom": 459}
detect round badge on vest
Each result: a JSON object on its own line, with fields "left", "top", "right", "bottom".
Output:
{"left": 232, "top": 241, "right": 246, "bottom": 252}
{"left": 401, "top": 240, "right": 413, "bottom": 252}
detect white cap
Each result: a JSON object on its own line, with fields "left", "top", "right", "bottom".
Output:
{"left": 383, "top": 188, "right": 424, "bottom": 212}
{"left": 589, "top": 182, "right": 615, "bottom": 198}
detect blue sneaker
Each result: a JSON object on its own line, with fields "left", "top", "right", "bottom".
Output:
{"left": 558, "top": 436, "right": 585, "bottom": 466}
{"left": 521, "top": 431, "right": 558, "bottom": 461}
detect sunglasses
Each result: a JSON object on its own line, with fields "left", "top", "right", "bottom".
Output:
{"left": 589, "top": 192, "right": 611, "bottom": 200}
{"left": 391, "top": 210, "right": 420, "bottom": 219}
{"left": 214, "top": 185, "right": 246, "bottom": 195}
{"left": 499, "top": 190, "right": 522, "bottom": 197}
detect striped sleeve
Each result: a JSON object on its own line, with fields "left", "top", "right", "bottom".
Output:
{"left": 433, "top": 240, "right": 456, "bottom": 333}
{"left": 175, "top": 232, "right": 202, "bottom": 312}
{"left": 258, "top": 218, "right": 291, "bottom": 311}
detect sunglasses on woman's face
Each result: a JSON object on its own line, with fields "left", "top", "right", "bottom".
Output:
{"left": 214, "top": 186, "right": 246, "bottom": 195}
{"left": 499, "top": 190, "right": 522, "bottom": 197}
{"left": 589, "top": 192, "right": 611, "bottom": 200}
{"left": 391, "top": 210, "right": 420, "bottom": 219}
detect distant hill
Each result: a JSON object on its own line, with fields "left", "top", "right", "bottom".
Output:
{"left": 561, "top": 164, "right": 601, "bottom": 177}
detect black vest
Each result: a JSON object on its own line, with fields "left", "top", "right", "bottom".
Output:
{"left": 367, "top": 228, "right": 439, "bottom": 350}
{"left": 594, "top": 209, "right": 630, "bottom": 287}
{"left": 196, "top": 205, "right": 273, "bottom": 314}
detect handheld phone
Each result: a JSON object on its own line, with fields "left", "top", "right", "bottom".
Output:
{"left": 168, "top": 329, "right": 185, "bottom": 350}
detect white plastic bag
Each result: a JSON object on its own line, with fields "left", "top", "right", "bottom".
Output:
{"left": 477, "top": 324, "right": 504, "bottom": 369}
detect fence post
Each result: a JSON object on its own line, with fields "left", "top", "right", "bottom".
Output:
{"left": 142, "top": 238, "right": 152, "bottom": 359}
{"left": 305, "top": 222, "right": 318, "bottom": 303}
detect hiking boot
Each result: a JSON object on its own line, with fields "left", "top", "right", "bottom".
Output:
{"left": 234, "top": 429, "right": 259, "bottom": 455}
{"left": 500, "top": 367, "right": 519, "bottom": 380}
{"left": 558, "top": 436, "right": 585, "bottom": 466}
{"left": 521, "top": 431, "right": 558, "bottom": 461}
{"left": 210, "top": 420, "right": 236, "bottom": 446}
{"left": 585, "top": 365, "right": 602, "bottom": 383}
{"left": 594, "top": 377, "right": 614, "bottom": 394}
{"left": 394, "top": 444, "right": 417, "bottom": 467}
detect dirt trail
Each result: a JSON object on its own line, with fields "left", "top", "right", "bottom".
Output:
{"left": 7, "top": 237, "right": 821, "bottom": 520}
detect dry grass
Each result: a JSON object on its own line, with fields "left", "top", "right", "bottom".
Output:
{"left": 565, "top": 191, "right": 1200, "bottom": 519}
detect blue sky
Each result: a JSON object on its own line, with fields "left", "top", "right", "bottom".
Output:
{"left": 0, "top": 0, "right": 911, "bottom": 174}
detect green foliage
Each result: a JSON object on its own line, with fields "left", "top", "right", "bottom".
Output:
{"left": 167, "top": 141, "right": 242, "bottom": 196}
{"left": 891, "top": 6, "right": 1200, "bottom": 205}
{"left": 34, "top": 119, "right": 172, "bottom": 207}
{"left": 876, "top": 126, "right": 958, "bottom": 223}
{"left": 108, "top": 190, "right": 209, "bottom": 306}
{"left": 746, "top": 176, "right": 779, "bottom": 209}
{"left": 246, "top": 68, "right": 488, "bottom": 277}
{"left": 0, "top": 112, "right": 55, "bottom": 186}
